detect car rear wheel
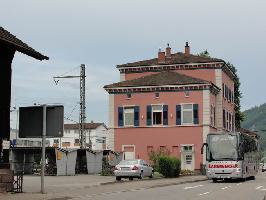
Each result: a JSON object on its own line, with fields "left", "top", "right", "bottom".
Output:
{"left": 116, "top": 177, "right": 121, "bottom": 181}
{"left": 149, "top": 171, "right": 154, "bottom": 178}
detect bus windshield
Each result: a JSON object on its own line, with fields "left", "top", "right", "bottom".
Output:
{"left": 208, "top": 134, "right": 238, "bottom": 161}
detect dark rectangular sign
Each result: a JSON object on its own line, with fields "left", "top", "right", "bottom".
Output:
{"left": 19, "top": 105, "right": 64, "bottom": 138}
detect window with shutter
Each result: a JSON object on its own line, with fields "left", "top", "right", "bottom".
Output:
{"left": 118, "top": 107, "right": 124, "bottom": 127}
{"left": 176, "top": 105, "right": 181, "bottom": 125}
{"left": 134, "top": 106, "right": 139, "bottom": 127}
{"left": 163, "top": 105, "right": 168, "bottom": 125}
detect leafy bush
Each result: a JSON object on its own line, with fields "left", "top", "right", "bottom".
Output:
{"left": 148, "top": 148, "right": 170, "bottom": 171}
{"left": 158, "top": 156, "right": 181, "bottom": 178}
{"left": 180, "top": 169, "right": 194, "bottom": 175}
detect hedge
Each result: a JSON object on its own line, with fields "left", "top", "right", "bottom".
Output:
{"left": 158, "top": 156, "right": 181, "bottom": 178}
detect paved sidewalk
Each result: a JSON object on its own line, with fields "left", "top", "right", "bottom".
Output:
{"left": 2, "top": 174, "right": 208, "bottom": 200}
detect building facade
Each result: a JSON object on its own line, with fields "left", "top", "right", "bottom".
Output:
{"left": 104, "top": 43, "right": 236, "bottom": 171}
{"left": 48, "top": 123, "right": 108, "bottom": 150}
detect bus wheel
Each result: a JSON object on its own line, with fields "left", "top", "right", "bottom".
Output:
{"left": 250, "top": 176, "right": 255, "bottom": 180}
{"left": 212, "top": 178, "right": 218, "bottom": 183}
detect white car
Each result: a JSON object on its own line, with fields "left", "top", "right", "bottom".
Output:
{"left": 114, "top": 159, "right": 154, "bottom": 181}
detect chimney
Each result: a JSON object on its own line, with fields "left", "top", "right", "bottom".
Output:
{"left": 185, "top": 41, "right": 190, "bottom": 56}
{"left": 166, "top": 43, "right": 171, "bottom": 58}
{"left": 158, "top": 48, "right": 165, "bottom": 63}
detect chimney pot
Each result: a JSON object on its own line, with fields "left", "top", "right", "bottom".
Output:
{"left": 185, "top": 42, "right": 190, "bottom": 56}
{"left": 158, "top": 49, "right": 165, "bottom": 63}
{"left": 166, "top": 43, "right": 171, "bottom": 58}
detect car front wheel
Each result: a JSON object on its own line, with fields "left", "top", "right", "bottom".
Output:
{"left": 116, "top": 177, "right": 121, "bottom": 181}
{"left": 138, "top": 172, "right": 143, "bottom": 179}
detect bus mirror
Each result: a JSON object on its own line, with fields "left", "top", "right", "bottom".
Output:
{"left": 201, "top": 143, "right": 207, "bottom": 154}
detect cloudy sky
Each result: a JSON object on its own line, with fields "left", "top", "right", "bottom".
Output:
{"left": 1, "top": 0, "right": 265, "bottom": 128}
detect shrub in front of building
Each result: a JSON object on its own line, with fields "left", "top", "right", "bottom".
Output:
{"left": 148, "top": 148, "right": 170, "bottom": 171}
{"left": 158, "top": 156, "right": 181, "bottom": 178}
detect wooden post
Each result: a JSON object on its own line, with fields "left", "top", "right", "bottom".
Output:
{"left": 0, "top": 44, "right": 15, "bottom": 165}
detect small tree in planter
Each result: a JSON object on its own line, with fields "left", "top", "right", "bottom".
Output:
{"left": 148, "top": 148, "right": 170, "bottom": 171}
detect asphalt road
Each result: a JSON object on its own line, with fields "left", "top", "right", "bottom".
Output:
{"left": 82, "top": 173, "right": 266, "bottom": 200}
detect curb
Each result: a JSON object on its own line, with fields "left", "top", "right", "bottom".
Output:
{"left": 99, "top": 176, "right": 208, "bottom": 188}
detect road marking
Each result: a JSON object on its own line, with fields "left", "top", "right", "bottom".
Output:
{"left": 221, "top": 187, "right": 228, "bottom": 190}
{"left": 261, "top": 189, "right": 266, "bottom": 191}
{"left": 199, "top": 192, "right": 209, "bottom": 196}
{"left": 256, "top": 186, "right": 264, "bottom": 190}
{"left": 184, "top": 185, "right": 203, "bottom": 190}
{"left": 237, "top": 183, "right": 242, "bottom": 186}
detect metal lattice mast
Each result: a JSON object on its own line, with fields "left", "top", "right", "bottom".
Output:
{"left": 79, "top": 64, "right": 86, "bottom": 149}
{"left": 53, "top": 64, "right": 87, "bottom": 149}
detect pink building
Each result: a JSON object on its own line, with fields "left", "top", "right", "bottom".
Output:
{"left": 104, "top": 43, "right": 235, "bottom": 171}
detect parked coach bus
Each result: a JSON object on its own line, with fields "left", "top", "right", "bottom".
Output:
{"left": 202, "top": 132, "right": 259, "bottom": 182}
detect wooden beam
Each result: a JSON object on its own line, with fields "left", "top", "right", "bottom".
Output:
{"left": 0, "top": 44, "right": 15, "bottom": 164}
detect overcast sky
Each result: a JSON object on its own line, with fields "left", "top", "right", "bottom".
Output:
{"left": 1, "top": 0, "right": 266, "bottom": 128}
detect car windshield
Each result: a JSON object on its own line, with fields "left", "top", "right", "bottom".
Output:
{"left": 119, "top": 160, "right": 138, "bottom": 165}
{"left": 208, "top": 134, "right": 238, "bottom": 161}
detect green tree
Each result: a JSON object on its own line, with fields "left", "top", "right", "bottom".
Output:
{"left": 197, "top": 49, "right": 210, "bottom": 57}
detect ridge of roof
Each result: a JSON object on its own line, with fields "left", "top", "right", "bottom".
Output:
{"left": 0, "top": 27, "right": 49, "bottom": 60}
{"left": 117, "top": 52, "right": 224, "bottom": 68}
{"left": 104, "top": 70, "right": 210, "bottom": 89}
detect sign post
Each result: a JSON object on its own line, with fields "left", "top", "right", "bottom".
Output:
{"left": 41, "top": 104, "right": 46, "bottom": 194}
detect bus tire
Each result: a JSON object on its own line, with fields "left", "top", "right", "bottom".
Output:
{"left": 250, "top": 176, "right": 255, "bottom": 180}
{"left": 212, "top": 178, "right": 218, "bottom": 183}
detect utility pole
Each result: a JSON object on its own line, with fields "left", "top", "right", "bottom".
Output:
{"left": 79, "top": 64, "right": 86, "bottom": 149}
{"left": 53, "top": 64, "right": 87, "bottom": 149}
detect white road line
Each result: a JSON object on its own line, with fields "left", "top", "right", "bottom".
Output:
{"left": 261, "top": 189, "right": 266, "bottom": 191}
{"left": 184, "top": 185, "right": 203, "bottom": 190}
{"left": 221, "top": 187, "right": 228, "bottom": 190}
{"left": 256, "top": 186, "right": 264, "bottom": 190}
{"left": 237, "top": 183, "right": 242, "bottom": 186}
{"left": 199, "top": 192, "right": 210, "bottom": 196}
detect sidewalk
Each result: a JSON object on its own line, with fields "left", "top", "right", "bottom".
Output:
{"left": 3, "top": 174, "right": 208, "bottom": 200}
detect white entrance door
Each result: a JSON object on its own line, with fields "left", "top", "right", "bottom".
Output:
{"left": 183, "top": 154, "right": 194, "bottom": 170}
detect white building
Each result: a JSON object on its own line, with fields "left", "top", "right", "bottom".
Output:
{"left": 48, "top": 123, "right": 108, "bottom": 150}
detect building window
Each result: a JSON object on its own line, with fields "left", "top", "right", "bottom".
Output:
{"left": 62, "top": 142, "right": 70, "bottom": 147}
{"left": 74, "top": 139, "right": 79, "bottom": 144}
{"left": 223, "top": 109, "right": 226, "bottom": 129}
{"left": 74, "top": 129, "right": 79, "bottom": 134}
{"left": 147, "top": 146, "right": 153, "bottom": 153}
{"left": 182, "top": 104, "right": 193, "bottom": 124}
{"left": 124, "top": 107, "right": 135, "bottom": 126}
{"left": 127, "top": 93, "right": 132, "bottom": 99}
{"left": 118, "top": 106, "right": 139, "bottom": 127}
{"left": 184, "top": 90, "right": 190, "bottom": 97}
{"left": 183, "top": 145, "right": 193, "bottom": 152}
{"left": 152, "top": 105, "right": 163, "bottom": 125}
{"left": 210, "top": 105, "right": 216, "bottom": 127}
{"left": 54, "top": 139, "right": 59, "bottom": 144}
{"left": 65, "top": 129, "right": 70, "bottom": 134}
{"left": 185, "top": 155, "right": 192, "bottom": 164}
{"left": 155, "top": 92, "right": 160, "bottom": 98}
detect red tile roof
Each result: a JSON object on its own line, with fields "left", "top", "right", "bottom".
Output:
{"left": 0, "top": 27, "right": 49, "bottom": 60}
{"left": 64, "top": 123, "right": 104, "bottom": 130}
{"left": 104, "top": 70, "right": 210, "bottom": 88}
{"left": 117, "top": 52, "right": 223, "bottom": 68}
